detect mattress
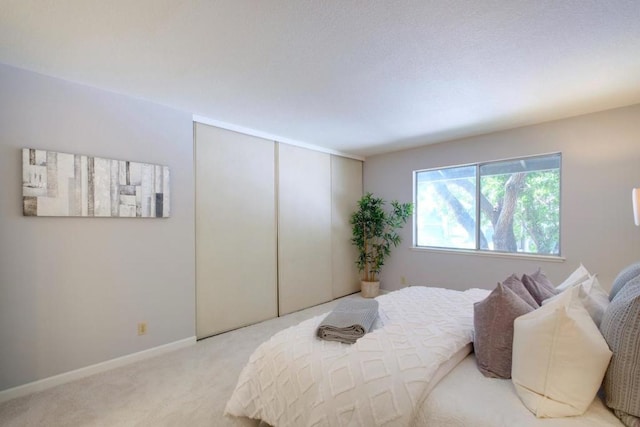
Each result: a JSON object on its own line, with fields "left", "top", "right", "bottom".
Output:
{"left": 417, "top": 353, "right": 624, "bottom": 426}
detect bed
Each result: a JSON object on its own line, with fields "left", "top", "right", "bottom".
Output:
{"left": 419, "top": 354, "right": 621, "bottom": 426}
{"left": 224, "top": 285, "right": 625, "bottom": 427}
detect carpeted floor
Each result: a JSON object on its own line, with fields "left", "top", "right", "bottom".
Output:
{"left": 0, "top": 295, "right": 362, "bottom": 426}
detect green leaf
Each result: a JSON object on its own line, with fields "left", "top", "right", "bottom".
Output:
{"left": 351, "top": 192, "right": 413, "bottom": 282}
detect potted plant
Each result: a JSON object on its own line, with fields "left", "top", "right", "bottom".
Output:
{"left": 350, "top": 192, "right": 413, "bottom": 298}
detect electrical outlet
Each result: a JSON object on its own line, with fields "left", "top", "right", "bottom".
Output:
{"left": 137, "top": 322, "right": 147, "bottom": 336}
{"left": 401, "top": 276, "right": 407, "bottom": 285}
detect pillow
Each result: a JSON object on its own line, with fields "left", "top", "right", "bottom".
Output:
{"left": 521, "top": 269, "right": 558, "bottom": 305}
{"left": 600, "top": 275, "right": 640, "bottom": 425}
{"left": 556, "top": 263, "right": 591, "bottom": 291}
{"left": 580, "top": 275, "right": 611, "bottom": 327}
{"left": 473, "top": 283, "right": 535, "bottom": 379}
{"left": 610, "top": 262, "right": 640, "bottom": 301}
{"left": 512, "top": 286, "right": 613, "bottom": 418}
{"left": 529, "top": 267, "right": 556, "bottom": 289}
{"left": 502, "top": 274, "right": 539, "bottom": 309}
{"left": 544, "top": 275, "right": 610, "bottom": 327}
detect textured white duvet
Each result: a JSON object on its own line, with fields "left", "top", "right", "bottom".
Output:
{"left": 225, "top": 286, "right": 489, "bottom": 427}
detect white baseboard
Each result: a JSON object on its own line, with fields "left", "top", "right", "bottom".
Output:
{"left": 0, "top": 336, "right": 196, "bottom": 403}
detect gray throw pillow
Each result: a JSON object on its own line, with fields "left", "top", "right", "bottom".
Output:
{"left": 610, "top": 262, "right": 640, "bottom": 301}
{"left": 502, "top": 274, "right": 539, "bottom": 309}
{"left": 522, "top": 270, "right": 559, "bottom": 305}
{"left": 600, "top": 275, "right": 640, "bottom": 426}
{"left": 530, "top": 267, "right": 555, "bottom": 289}
{"left": 474, "top": 283, "right": 535, "bottom": 379}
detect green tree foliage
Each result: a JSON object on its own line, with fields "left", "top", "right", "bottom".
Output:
{"left": 518, "top": 170, "right": 560, "bottom": 254}
{"left": 477, "top": 170, "right": 559, "bottom": 254}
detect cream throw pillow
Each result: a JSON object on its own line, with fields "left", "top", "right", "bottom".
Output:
{"left": 544, "top": 275, "right": 610, "bottom": 327}
{"left": 512, "top": 286, "right": 613, "bottom": 418}
{"left": 556, "top": 263, "right": 591, "bottom": 291}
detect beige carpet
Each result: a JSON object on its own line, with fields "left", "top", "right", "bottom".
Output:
{"left": 0, "top": 295, "right": 362, "bottom": 427}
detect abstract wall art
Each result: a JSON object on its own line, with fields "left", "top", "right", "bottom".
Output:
{"left": 22, "top": 148, "right": 170, "bottom": 217}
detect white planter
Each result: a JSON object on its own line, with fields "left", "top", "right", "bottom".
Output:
{"left": 361, "top": 281, "right": 380, "bottom": 298}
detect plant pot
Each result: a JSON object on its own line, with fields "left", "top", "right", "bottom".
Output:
{"left": 361, "top": 280, "right": 380, "bottom": 298}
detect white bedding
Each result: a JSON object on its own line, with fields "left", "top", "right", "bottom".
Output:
{"left": 225, "top": 286, "right": 489, "bottom": 427}
{"left": 418, "top": 354, "right": 624, "bottom": 426}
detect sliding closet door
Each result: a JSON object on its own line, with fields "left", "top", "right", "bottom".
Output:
{"left": 195, "top": 124, "right": 277, "bottom": 338}
{"left": 278, "top": 143, "right": 332, "bottom": 315}
{"left": 331, "top": 155, "right": 363, "bottom": 298}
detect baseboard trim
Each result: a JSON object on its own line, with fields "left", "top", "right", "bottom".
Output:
{"left": 0, "top": 336, "right": 196, "bottom": 403}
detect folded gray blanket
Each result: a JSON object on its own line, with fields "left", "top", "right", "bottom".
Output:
{"left": 316, "top": 298, "right": 379, "bottom": 344}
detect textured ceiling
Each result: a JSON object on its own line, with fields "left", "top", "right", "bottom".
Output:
{"left": 1, "top": 1, "right": 640, "bottom": 157}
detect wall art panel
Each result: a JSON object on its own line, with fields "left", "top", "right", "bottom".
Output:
{"left": 22, "top": 148, "right": 170, "bottom": 217}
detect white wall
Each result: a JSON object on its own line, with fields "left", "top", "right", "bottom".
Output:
{"left": 0, "top": 64, "right": 195, "bottom": 391}
{"left": 365, "top": 104, "right": 640, "bottom": 292}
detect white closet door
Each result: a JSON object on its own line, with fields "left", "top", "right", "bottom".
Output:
{"left": 331, "top": 156, "right": 363, "bottom": 298}
{"left": 278, "top": 143, "right": 332, "bottom": 315}
{"left": 195, "top": 124, "right": 277, "bottom": 338}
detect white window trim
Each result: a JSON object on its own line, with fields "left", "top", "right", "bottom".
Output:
{"left": 413, "top": 152, "right": 562, "bottom": 257}
{"left": 410, "top": 246, "right": 565, "bottom": 262}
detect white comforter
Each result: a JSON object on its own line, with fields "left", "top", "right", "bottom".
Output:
{"left": 225, "top": 286, "right": 489, "bottom": 427}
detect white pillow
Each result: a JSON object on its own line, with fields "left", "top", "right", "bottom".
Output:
{"left": 580, "top": 275, "right": 610, "bottom": 325}
{"left": 544, "top": 275, "right": 610, "bottom": 326}
{"left": 556, "top": 263, "right": 591, "bottom": 291}
{"left": 512, "top": 286, "right": 613, "bottom": 418}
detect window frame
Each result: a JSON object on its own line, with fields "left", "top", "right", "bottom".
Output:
{"left": 412, "top": 152, "right": 562, "bottom": 258}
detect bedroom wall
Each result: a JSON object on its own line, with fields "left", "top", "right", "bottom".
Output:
{"left": 365, "top": 104, "right": 640, "bottom": 293}
{"left": 0, "top": 63, "right": 195, "bottom": 391}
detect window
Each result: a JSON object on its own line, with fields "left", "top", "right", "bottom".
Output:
{"left": 414, "top": 153, "right": 561, "bottom": 256}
